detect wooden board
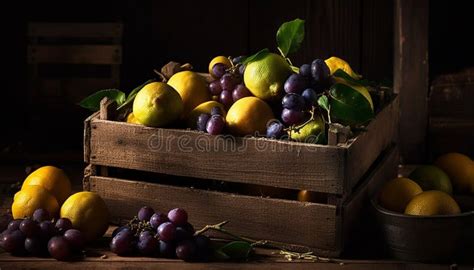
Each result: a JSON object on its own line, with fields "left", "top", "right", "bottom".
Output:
{"left": 28, "top": 23, "right": 123, "bottom": 38}
{"left": 28, "top": 45, "right": 122, "bottom": 64}
{"left": 85, "top": 96, "right": 398, "bottom": 195}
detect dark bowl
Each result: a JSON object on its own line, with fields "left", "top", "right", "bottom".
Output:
{"left": 371, "top": 198, "right": 474, "bottom": 263}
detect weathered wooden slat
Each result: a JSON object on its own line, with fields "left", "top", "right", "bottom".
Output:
{"left": 344, "top": 96, "right": 399, "bottom": 195}
{"left": 28, "top": 23, "right": 123, "bottom": 38}
{"left": 28, "top": 45, "right": 122, "bottom": 64}
{"left": 88, "top": 175, "right": 338, "bottom": 254}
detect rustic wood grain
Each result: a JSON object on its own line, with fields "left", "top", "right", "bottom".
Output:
{"left": 88, "top": 175, "right": 339, "bottom": 254}
{"left": 344, "top": 95, "right": 399, "bottom": 195}
{"left": 27, "top": 45, "right": 122, "bottom": 64}
{"left": 394, "top": 0, "right": 429, "bottom": 163}
{"left": 28, "top": 23, "right": 123, "bottom": 38}
{"left": 83, "top": 111, "right": 98, "bottom": 163}
{"left": 428, "top": 117, "right": 474, "bottom": 159}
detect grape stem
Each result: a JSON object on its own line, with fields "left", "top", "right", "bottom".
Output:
{"left": 194, "top": 221, "right": 332, "bottom": 262}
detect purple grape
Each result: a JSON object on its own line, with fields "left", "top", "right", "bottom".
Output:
{"left": 33, "top": 208, "right": 50, "bottom": 223}
{"left": 299, "top": 64, "right": 311, "bottom": 77}
{"left": 110, "top": 230, "right": 134, "bottom": 256}
{"left": 209, "top": 80, "right": 222, "bottom": 96}
{"left": 219, "top": 90, "right": 233, "bottom": 108}
{"left": 157, "top": 222, "right": 176, "bottom": 242}
{"left": 176, "top": 240, "right": 197, "bottom": 261}
{"left": 25, "top": 237, "right": 43, "bottom": 256}
{"left": 175, "top": 227, "right": 193, "bottom": 242}
{"left": 212, "top": 63, "right": 227, "bottom": 79}
{"left": 238, "top": 64, "right": 246, "bottom": 75}
{"left": 181, "top": 222, "right": 195, "bottom": 234}
{"left": 159, "top": 240, "right": 176, "bottom": 258}
{"left": 39, "top": 221, "right": 57, "bottom": 241}
{"left": 281, "top": 109, "right": 305, "bottom": 125}
{"left": 266, "top": 121, "right": 285, "bottom": 139}
{"left": 55, "top": 218, "right": 73, "bottom": 234}
{"left": 48, "top": 236, "right": 71, "bottom": 261}
{"left": 210, "top": 106, "right": 223, "bottom": 116}
{"left": 196, "top": 113, "right": 211, "bottom": 132}
{"left": 64, "top": 229, "right": 85, "bottom": 250}
{"left": 19, "top": 218, "right": 40, "bottom": 238}
{"left": 168, "top": 208, "right": 188, "bottom": 226}
{"left": 220, "top": 73, "right": 237, "bottom": 92}
{"left": 7, "top": 219, "right": 22, "bottom": 232}
{"left": 194, "top": 235, "right": 211, "bottom": 261}
{"left": 232, "top": 55, "right": 246, "bottom": 65}
{"left": 301, "top": 88, "right": 318, "bottom": 108}
{"left": 2, "top": 230, "right": 26, "bottom": 254}
{"left": 284, "top": 74, "right": 308, "bottom": 94}
{"left": 282, "top": 93, "right": 305, "bottom": 111}
{"left": 232, "top": 84, "right": 251, "bottom": 102}
{"left": 0, "top": 214, "right": 12, "bottom": 232}
{"left": 137, "top": 236, "right": 159, "bottom": 256}
{"left": 311, "top": 59, "right": 330, "bottom": 83}
{"left": 139, "top": 230, "right": 154, "bottom": 241}
{"left": 206, "top": 115, "right": 225, "bottom": 135}
{"left": 138, "top": 206, "right": 155, "bottom": 222}
{"left": 150, "top": 213, "right": 168, "bottom": 230}
{"left": 112, "top": 226, "right": 130, "bottom": 238}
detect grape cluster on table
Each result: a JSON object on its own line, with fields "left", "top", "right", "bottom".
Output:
{"left": 0, "top": 209, "right": 86, "bottom": 261}
{"left": 209, "top": 56, "right": 251, "bottom": 109}
{"left": 110, "top": 206, "right": 211, "bottom": 262}
{"left": 266, "top": 59, "right": 331, "bottom": 139}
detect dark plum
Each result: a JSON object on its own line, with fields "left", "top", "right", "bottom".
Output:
{"left": 282, "top": 93, "right": 305, "bottom": 111}
{"left": 48, "top": 236, "right": 71, "bottom": 261}
{"left": 281, "top": 109, "right": 305, "bottom": 126}
{"left": 206, "top": 115, "right": 225, "bottom": 135}
{"left": 266, "top": 121, "right": 285, "bottom": 139}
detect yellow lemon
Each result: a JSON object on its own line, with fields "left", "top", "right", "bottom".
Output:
{"left": 243, "top": 53, "right": 292, "bottom": 101}
{"left": 435, "top": 153, "right": 474, "bottom": 194}
{"left": 187, "top": 101, "right": 226, "bottom": 129}
{"left": 12, "top": 185, "right": 59, "bottom": 219}
{"left": 325, "top": 56, "right": 361, "bottom": 79}
{"left": 226, "top": 97, "right": 274, "bottom": 136}
{"left": 60, "top": 192, "right": 110, "bottom": 242}
{"left": 22, "top": 166, "right": 71, "bottom": 205}
{"left": 126, "top": 112, "right": 141, "bottom": 125}
{"left": 133, "top": 82, "right": 183, "bottom": 127}
{"left": 378, "top": 177, "right": 423, "bottom": 213}
{"left": 168, "top": 71, "right": 211, "bottom": 118}
{"left": 405, "top": 190, "right": 461, "bottom": 216}
{"left": 208, "top": 56, "right": 232, "bottom": 78}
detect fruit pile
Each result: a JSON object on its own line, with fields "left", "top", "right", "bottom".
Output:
{"left": 111, "top": 206, "right": 210, "bottom": 261}
{"left": 0, "top": 209, "right": 86, "bottom": 261}
{"left": 378, "top": 152, "right": 474, "bottom": 216}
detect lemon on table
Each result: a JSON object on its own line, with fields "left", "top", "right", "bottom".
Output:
{"left": 209, "top": 56, "right": 232, "bottom": 78}
{"left": 325, "top": 56, "right": 361, "bottom": 79}
{"left": 187, "top": 101, "right": 226, "bottom": 129}
{"left": 133, "top": 82, "right": 183, "bottom": 127}
{"left": 405, "top": 190, "right": 461, "bottom": 216}
{"left": 243, "top": 53, "right": 292, "bottom": 101}
{"left": 168, "top": 71, "right": 211, "bottom": 118}
{"left": 290, "top": 116, "right": 325, "bottom": 143}
{"left": 60, "top": 191, "right": 110, "bottom": 242}
{"left": 22, "top": 166, "right": 71, "bottom": 205}
{"left": 226, "top": 96, "right": 274, "bottom": 136}
{"left": 378, "top": 177, "right": 423, "bottom": 213}
{"left": 408, "top": 165, "right": 453, "bottom": 194}
{"left": 435, "top": 153, "right": 474, "bottom": 194}
{"left": 12, "top": 185, "right": 59, "bottom": 219}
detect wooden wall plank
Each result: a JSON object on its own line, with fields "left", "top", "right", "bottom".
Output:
{"left": 28, "top": 45, "right": 122, "bottom": 64}
{"left": 394, "top": 0, "right": 429, "bottom": 163}
{"left": 28, "top": 23, "right": 123, "bottom": 38}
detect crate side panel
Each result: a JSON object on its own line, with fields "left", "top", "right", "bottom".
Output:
{"left": 89, "top": 120, "right": 345, "bottom": 194}
{"left": 89, "top": 176, "right": 338, "bottom": 252}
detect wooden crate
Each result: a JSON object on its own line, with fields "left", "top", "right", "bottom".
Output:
{"left": 84, "top": 95, "right": 399, "bottom": 197}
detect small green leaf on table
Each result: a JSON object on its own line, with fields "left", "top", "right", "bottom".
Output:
{"left": 216, "top": 241, "right": 252, "bottom": 260}
{"left": 276, "top": 18, "right": 305, "bottom": 57}
{"left": 78, "top": 89, "right": 125, "bottom": 111}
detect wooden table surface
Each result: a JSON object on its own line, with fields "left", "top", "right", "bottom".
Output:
{"left": 0, "top": 165, "right": 472, "bottom": 269}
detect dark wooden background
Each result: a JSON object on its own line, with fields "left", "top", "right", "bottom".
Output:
{"left": 0, "top": 0, "right": 472, "bottom": 164}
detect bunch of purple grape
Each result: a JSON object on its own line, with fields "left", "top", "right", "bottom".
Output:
{"left": 0, "top": 209, "right": 86, "bottom": 261}
{"left": 110, "top": 206, "right": 211, "bottom": 262}
{"left": 266, "top": 59, "right": 330, "bottom": 139}
{"left": 209, "top": 57, "right": 252, "bottom": 109}
{"left": 196, "top": 106, "right": 225, "bottom": 135}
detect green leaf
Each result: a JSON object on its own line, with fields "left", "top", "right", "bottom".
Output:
{"left": 117, "top": 79, "right": 156, "bottom": 110}
{"left": 78, "top": 89, "right": 125, "bottom": 111}
{"left": 241, "top": 48, "right": 270, "bottom": 65}
{"left": 213, "top": 250, "right": 231, "bottom": 260}
{"left": 276, "top": 18, "right": 305, "bottom": 57}
{"left": 217, "top": 241, "right": 252, "bottom": 260}
{"left": 317, "top": 95, "right": 330, "bottom": 113}
{"left": 333, "top": 69, "right": 369, "bottom": 87}
{"left": 329, "top": 83, "right": 374, "bottom": 126}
